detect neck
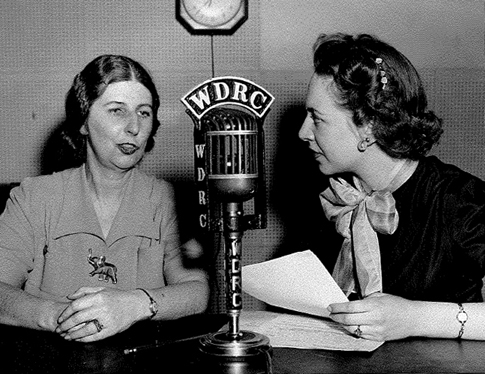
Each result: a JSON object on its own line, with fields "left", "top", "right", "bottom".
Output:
{"left": 84, "top": 162, "right": 132, "bottom": 201}
{"left": 356, "top": 152, "right": 417, "bottom": 192}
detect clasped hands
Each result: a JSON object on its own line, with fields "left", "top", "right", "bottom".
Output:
{"left": 327, "top": 292, "right": 417, "bottom": 341}
{"left": 54, "top": 289, "right": 415, "bottom": 342}
{"left": 54, "top": 286, "right": 139, "bottom": 343}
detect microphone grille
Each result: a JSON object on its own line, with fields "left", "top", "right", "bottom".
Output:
{"left": 203, "top": 108, "right": 259, "bottom": 177}
{"left": 203, "top": 107, "right": 257, "bottom": 131}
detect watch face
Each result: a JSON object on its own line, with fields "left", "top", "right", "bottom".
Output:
{"left": 183, "top": 0, "right": 243, "bottom": 27}
{"left": 151, "top": 301, "right": 159, "bottom": 315}
{"left": 457, "top": 311, "right": 468, "bottom": 323}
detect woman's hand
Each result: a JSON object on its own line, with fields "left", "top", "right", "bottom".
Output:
{"left": 55, "top": 286, "right": 144, "bottom": 342}
{"left": 328, "top": 292, "right": 418, "bottom": 341}
{"left": 36, "top": 299, "right": 71, "bottom": 332}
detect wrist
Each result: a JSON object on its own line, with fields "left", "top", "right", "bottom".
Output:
{"left": 411, "top": 301, "right": 461, "bottom": 339}
{"left": 137, "top": 288, "right": 158, "bottom": 319}
{"left": 407, "top": 300, "right": 428, "bottom": 338}
{"left": 39, "top": 299, "right": 64, "bottom": 331}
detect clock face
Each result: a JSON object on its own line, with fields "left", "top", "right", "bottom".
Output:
{"left": 177, "top": 0, "right": 248, "bottom": 35}
{"left": 184, "top": 0, "right": 243, "bottom": 27}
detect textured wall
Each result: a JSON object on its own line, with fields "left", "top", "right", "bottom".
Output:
{"left": 261, "top": 0, "right": 485, "bottom": 70}
{"left": 1, "top": 0, "right": 484, "bottom": 311}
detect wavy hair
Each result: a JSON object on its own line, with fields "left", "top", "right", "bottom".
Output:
{"left": 57, "top": 55, "right": 161, "bottom": 168}
{"left": 313, "top": 33, "right": 443, "bottom": 159}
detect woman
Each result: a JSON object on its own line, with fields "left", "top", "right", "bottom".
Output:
{"left": 0, "top": 55, "right": 209, "bottom": 342}
{"left": 299, "top": 33, "right": 485, "bottom": 341}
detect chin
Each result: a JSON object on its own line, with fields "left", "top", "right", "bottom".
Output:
{"left": 316, "top": 161, "right": 336, "bottom": 176}
{"left": 116, "top": 156, "right": 143, "bottom": 170}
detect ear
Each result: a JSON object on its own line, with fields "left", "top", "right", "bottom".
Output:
{"left": 359, "top": 122, "right": 375, "bottom": 143}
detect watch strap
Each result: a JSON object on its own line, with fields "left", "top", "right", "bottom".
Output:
{"left": 137, "top": 288, "right": 158, "bottom": 318}
{"left": 456, "top": 303, "right": 468, "bottom": 339}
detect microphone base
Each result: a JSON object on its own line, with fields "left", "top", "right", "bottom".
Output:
{"left": 199, "top": 330, "right": 272, "bottom": 360}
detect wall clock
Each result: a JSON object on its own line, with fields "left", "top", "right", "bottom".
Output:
{"left": 176, "top": 0, "right": 248, "bottom": 35}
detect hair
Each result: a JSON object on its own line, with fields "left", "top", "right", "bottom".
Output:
{"left": 313, "top": 33, "right": 443, "bottom": 160}
{"left": 57, "top": 54, "right": 161, "bottom": 169}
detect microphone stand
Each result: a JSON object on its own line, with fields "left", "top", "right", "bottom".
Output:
{"left": 199, "top": 201, "right": 271, "bottom": 358}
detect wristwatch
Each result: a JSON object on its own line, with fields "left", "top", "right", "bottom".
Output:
{"left": 138, "top": 288, "right": 158, "bottom": 318}
{"left": 456, "top": 302, "right": 468, "bottom": 339}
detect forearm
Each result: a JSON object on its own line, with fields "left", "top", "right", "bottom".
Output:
{"left": 329, "top": 293, "right": 484, "bottom": 341}
{"left": 0, "top": 281, "right": 62, "bottom": 331}
{"left": 411, "top": 300, "right": 483, "bottom": 340}
{"left": 138, "top": 279, "right": 209, "bottom": 321}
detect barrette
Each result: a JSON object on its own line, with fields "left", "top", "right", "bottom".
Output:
{"left": 375, "top": 57, "right": 388, "bottom": 90}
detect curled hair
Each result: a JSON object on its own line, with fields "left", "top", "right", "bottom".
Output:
{"left": 313, "top": 33, "right": 443, "bottom": 159}
{"left": 58, "top": 55, "right": 161, "bottom": 169}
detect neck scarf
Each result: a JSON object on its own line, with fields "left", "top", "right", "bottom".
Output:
{"left": 320, "top": 160, "right": 417, "bottom": 298}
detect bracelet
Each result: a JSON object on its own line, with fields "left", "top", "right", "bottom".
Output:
{"left": 456, "top": 303, "right": 468, "bottom": 340}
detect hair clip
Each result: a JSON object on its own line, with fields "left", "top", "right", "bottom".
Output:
{"left": 375, "top": 57, "right": 388, "bottom": 90}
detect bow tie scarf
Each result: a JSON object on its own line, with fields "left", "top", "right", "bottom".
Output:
{"left": 320, "top": 177, "right": 399, "bottom": 298}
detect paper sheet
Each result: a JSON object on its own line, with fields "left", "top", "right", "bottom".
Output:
{"left": 241, "top": 250, "right": 384, "bottom": 351}
{"left": 239, "top": 310, "right": 383, "bottom": 352}
{"left": 242, "top": 250, "right": 348, "bottom": 318}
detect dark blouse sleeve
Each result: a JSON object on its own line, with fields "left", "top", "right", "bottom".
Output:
{"left": 445, "top": 177, "right": 485, "bottom": 279}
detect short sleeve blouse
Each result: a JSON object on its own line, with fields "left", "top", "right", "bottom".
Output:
{"left": 0, "top": 166, "right": 200, "bottom": 302}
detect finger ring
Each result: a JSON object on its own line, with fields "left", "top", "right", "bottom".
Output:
{"left": 354, "top": 325, "right": 362, "bottom": 338}
{"left": 91, "top": 319, "right": 104, "bottom": 333}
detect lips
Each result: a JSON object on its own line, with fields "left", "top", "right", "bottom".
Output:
{"left": 307, "top": 148, "right": 320, "bottom": 157}
{"left": 117, "top": 143, "right": 139, "bottom": 155}
{"left": 309, "top": 150, "right": 325, "bottom": 162}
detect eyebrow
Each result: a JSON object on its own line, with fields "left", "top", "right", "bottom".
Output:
{"left": 103, "top": 101, "right": 153, "bottom": 109}
{"left": 306, "top": 107, "right": 324, "bottom": 117}
{"left": 137, "top": 103, "right": 153, "bottom": 110}
{"left": 103, "top": 101, "right": 125, "bottom": 107}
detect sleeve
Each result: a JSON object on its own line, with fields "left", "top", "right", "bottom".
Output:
{"left": 0, "top": 179, "right": 38, "bottom": 287}
{"left": 156, "top": 181, "right": 208, "bottom": 285}
{"left": 446, "top": 177, "right": 485, "bottom": 279}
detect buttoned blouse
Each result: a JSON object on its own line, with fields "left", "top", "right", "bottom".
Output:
{"left": 0, "top": 166, "right": 198, "bottom": 302}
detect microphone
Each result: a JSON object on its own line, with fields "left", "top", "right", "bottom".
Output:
{"left": 181, "top": 76, "right": 274, "bottom": 360}
{"left": 203, "top": 107, "right": 261, "bottom": 323}
{"left": 205, "top": 107, "right": 259, "bottom": 201}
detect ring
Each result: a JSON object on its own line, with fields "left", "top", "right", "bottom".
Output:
{"left": 354, "top": 325, "right": 362, "bottom": 339}
{"left": 91, "top": 319, "right": 104, "bottom": 333}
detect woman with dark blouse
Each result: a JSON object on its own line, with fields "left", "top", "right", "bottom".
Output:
{"left": 299, "top": 32, "right": 485, "bottom": 341}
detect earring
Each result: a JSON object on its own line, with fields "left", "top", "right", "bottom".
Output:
{"left": 357, "top": 138, "right": 369, "bottom": 152}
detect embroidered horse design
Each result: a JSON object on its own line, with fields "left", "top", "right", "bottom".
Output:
{"left": 87, "top": 249, "right": 118, "bottom": 284}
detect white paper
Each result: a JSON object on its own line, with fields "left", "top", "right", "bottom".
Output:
{"left": 240, "top": 250, "right": 384, "bottom": 351}
{"left": 242, "top": 250, "right": 348, "bottom": 318}
{"left": 239, "top": 310, "right": 383, "bottom": 352}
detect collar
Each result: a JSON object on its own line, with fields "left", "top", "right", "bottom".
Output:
{"left": 53, "top": 166, "right": 160, "bottom": 246}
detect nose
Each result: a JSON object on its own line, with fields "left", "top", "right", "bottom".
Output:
{"left": 298, "top": 114, "right": 313, "bottom": 142}
{"left": 125, "top": 113, "right": 140, "bottom": 136}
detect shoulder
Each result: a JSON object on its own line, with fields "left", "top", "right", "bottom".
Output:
{"left": 396, "top": 157, "right": 485, "bottom": 237}
{"left": 3, "top": 168, "right": 83, "bottom": 232}
{"left": 11, "top": 167, "right": 81, "bottom": 205}
{"left": 408, "top": 156, "right": 485, "bottom": 200}
{"left": 131, "top": 168, "right": 176, "bottom": 203}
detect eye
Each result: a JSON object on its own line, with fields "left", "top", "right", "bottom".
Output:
{"left": 108, "top": 107, "right": 125, "bottom": 116}
{"left": 310, "top": 113, "right": 324, "bottom": 126}
{"left": 138, "top": 109, "right": 152, "bottom": 118}
{"left": 306, "top": 109, "right": 324, "bottom": 127}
